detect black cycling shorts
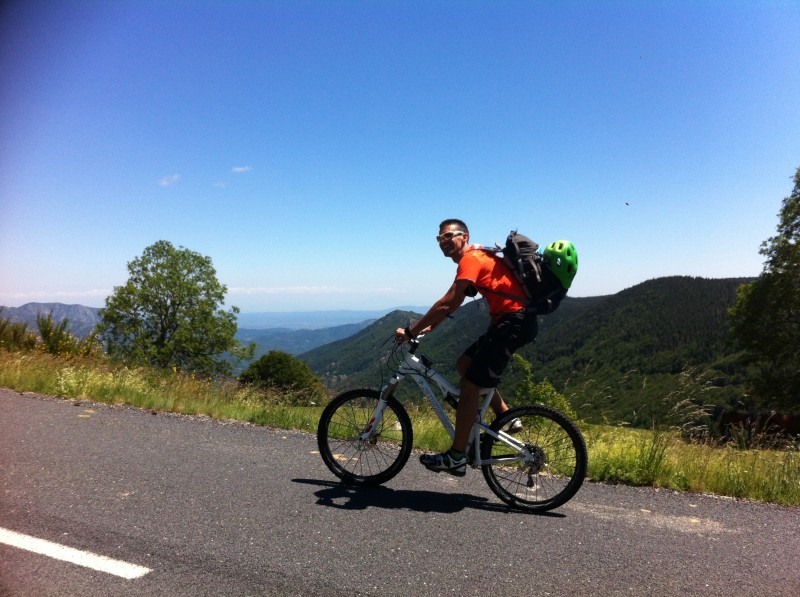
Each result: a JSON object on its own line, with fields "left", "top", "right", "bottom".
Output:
{"left": 462, "top": 310, "right": 538, "bottom": 389}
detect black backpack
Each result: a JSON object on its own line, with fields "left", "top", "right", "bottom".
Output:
{"left": 478, "top": 231, "right": 569, "bottom": 314}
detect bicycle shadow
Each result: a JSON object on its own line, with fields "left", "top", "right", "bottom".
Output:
{"left": 293, "top": 478, "right": 565, "bottom": 517}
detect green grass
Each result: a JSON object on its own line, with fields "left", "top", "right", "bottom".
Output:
{"left": 2, "top": 350, "right": 798, "bottom": 506}
{"left": 0, "top": 351, "right": 322, "bottom": 434}
{"left": 584, "top": 424, "right": 798, "bottom": 502}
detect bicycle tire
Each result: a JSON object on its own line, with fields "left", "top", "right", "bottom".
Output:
{"left": 481, "top": 404, "right": 587, "bottom": 512}
{"left": 317, "top": 387, "right": 413, "bottom": 486}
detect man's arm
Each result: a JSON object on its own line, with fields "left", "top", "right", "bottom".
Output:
{"left": 397, "top": 278, "right": 472, "bottom": 342}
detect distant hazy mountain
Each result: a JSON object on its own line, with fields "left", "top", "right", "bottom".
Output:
{"left": 236, "top": 321, "right": 375, "bottom": 357}
{"left": 236, "top": 308, "right": 428, "bottom": 329}
{"left": 0, "top": 302, "right": 403, "bottom": 352}
{"left": 0, "top": 303, "right": 102, "bottom": 338}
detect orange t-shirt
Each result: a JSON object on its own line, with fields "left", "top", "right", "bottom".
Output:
{"left": 456, "top": 246, "right": 527, "bottom": 316}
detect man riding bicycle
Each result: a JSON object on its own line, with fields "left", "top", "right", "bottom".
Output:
{"left": 395, "top": 218, "right": 538, "bottom": 476}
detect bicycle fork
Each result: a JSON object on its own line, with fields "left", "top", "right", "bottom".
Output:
{"left": 358, "top": 378, "right": 399, "bottom": 441}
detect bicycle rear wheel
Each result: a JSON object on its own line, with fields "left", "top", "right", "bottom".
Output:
{"left": 481, "top": 404, "right": 587, "bottom": 512}
{"left": 317, "top": 388, "right": 413, "bottom": 486}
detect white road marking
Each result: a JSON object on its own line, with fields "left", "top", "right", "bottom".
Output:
{"left": 0, "top": 527, "right": 151, "bottom": 579}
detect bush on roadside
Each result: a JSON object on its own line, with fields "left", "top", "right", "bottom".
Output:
{"left": 0, "top": 310, "right": 38, "bottom": 352}
{"left": 36, "top": 313, "right": 101, "bottom": 357}
{"left": 239, "top": 350, "right": 328, "bottom": 405}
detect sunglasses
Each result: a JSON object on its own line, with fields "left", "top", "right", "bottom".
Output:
{"left": 435, "top": 231, "right": 465, "bottom": 243}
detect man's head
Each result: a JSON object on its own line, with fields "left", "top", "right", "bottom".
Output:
{"left": 437, "top": 219, "right": 470, "bottom": 262}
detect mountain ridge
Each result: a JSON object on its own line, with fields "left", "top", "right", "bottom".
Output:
{"left": 2, "top": 276, "right": 757, "bottom": 426}
{"left": 298, "top": 276, "right": 756, "bottom": 425}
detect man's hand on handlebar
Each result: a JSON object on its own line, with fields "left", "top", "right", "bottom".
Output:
{"left": 395, "top": 327, "right": 413, "bottom": 344}
{"left": 395, "top": 326, "right": 430, "bottom": 344}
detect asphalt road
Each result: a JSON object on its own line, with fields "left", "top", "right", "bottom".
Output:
{"left": 1, "top": 388, "right": 798, "bottom": 596}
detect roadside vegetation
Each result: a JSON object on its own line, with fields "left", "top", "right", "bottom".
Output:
{"left": 1, "top": 342, "right": 797, "bottom": 507}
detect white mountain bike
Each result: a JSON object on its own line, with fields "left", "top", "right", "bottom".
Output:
{"left": 317, "top": 336, "right": 587, "bottom": 512}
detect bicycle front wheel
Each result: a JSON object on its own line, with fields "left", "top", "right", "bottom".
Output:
{"left": 481, "top": 404, "right": 587, "bottom": 512}
{"left": 317, "top": 388, "right": 413, "bottom": 486}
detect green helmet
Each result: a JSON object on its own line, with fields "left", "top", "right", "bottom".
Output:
{"left": 543, "top": 240, "right": 578, "bottom": 289}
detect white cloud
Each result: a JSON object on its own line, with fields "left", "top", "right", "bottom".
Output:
{"left": 213, "top": 181, "right": 227, "bottom": 189}
{"left": 159, "top": 173, "right": 180, "bottom": 187}
{"left": 231, "top": 166, "right": 252, "bottom": 173}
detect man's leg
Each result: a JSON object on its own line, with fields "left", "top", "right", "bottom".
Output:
{"left": 422, "top": 316, "right": 534, "bottom": 474}
{"left": 490, "top": 389, "right": 509, "bottom": 414}
{"left": 457, "top": 353, "right": 508, "bottom": 416}
{"left": 418, "top": 372, "right": 475, "bottom": 474}
{"left": 452, "top": 376, "right": 481, "bottom": 453}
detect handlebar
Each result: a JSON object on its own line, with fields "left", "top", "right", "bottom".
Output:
{"left": 393, "top": 330, "right": 425, "bottom": 354}
{"left": 382, "top": 332, "right": 436, "bottom": 380}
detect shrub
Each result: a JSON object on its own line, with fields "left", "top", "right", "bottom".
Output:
{"left": 0, "top": 317, "right": 38, "bottom": 352}
{"left": 511, "top": 354, "right": 578, "bottom": 420}
{"left": 239, "top": 350, "right": 327, "bottom": 405}
{"left": 36, "top": 313, "right": 101, "bottom": 357}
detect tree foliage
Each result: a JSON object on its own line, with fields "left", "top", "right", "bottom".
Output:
{"left": 240, "top": 350, "right": 326, "bottom": 400}
{"left": 97, "top": 240, "right": 253, "bottom": 376}
{"left": 729, "top": 167, "right": 800, "bottom": 412}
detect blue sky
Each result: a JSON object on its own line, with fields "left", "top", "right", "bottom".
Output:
{"left": 1, "top": 1, "right": 798, "bottom": 313}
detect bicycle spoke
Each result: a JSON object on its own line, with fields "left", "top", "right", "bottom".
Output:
{"left": 317, "top": 388, "right": 413, "bottom": 486}
{"left": 482, "top": 404, "right": 587, "bottom": 511}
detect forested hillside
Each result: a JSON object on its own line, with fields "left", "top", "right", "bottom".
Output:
{"left": 520, "top": 276, "right": 753, "bottom": 425}
{"left": 300, "top": 276, "right": 755, "bottom": 427}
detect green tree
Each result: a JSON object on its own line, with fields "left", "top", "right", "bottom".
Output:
{"left": 240, "top": 350, "right": 325, "bottom": 396}
{"left": 729, "top": 167, "right": 800, "bottom": 413}
{"left": 97, "top": 240, "right": 253, "bottom": 376}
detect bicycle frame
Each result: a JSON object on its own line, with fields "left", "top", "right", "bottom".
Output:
{"left": 362, "top": 342, "right": 532, "bottom": 467}
{"left": 318, "top": 335, "right": 588, "bottom": 511}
